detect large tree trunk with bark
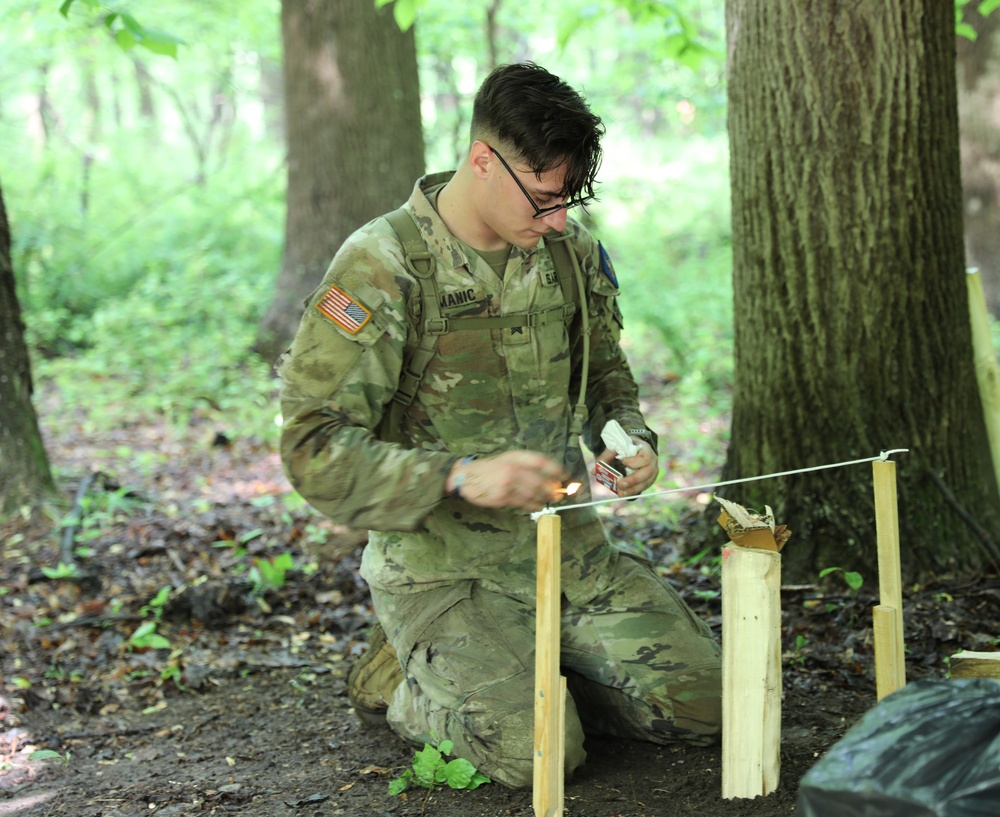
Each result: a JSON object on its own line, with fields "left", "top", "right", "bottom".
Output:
{"left": 0, "top": 180, "right": 58, "bottom": 515}
{"left": 255, "top": 0, "right": 425, "bottom": 364}
{"left": 723, "top": 1, "right": 1000, "bottom": 583}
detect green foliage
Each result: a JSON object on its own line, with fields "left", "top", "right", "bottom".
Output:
{"left": 388, "top": 739, "right": 491, "bottom": 795}
{"left": 41, "top": 562, "right": 81, "bottom": 580}
{"left": 59, "top": 0, "right": 186, "bottom": 58}
{"left": 29, "top": 749, "right": 72, "bottom": 763}
{"left": 375, "top": 0, "right": 418, "bottom": 31}
{"left": 129, "top": 585, "right": 172, "bottom": 650}
{"left": 249, "top": 552, "right": 295, "bottom": 593}
{"left": 819, "top": 566, "right": 864, "bottom": 592}
{"left": 957, "top": 0, "right": 1000, "bottom": 38}
{"left": 128, "top": 618, "right": 170, "bottom": 650}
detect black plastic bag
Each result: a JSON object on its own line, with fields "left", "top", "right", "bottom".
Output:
{"left": 797, "top": 677, "right": 1000, "bottom": 817}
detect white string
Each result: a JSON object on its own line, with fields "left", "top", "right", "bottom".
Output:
{"left": 531, "top": 448, "right": 909, "bottom": 521}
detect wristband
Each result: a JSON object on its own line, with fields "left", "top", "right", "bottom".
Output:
{"left": 448, "top": 455, "right": 478, "bottom": 499}
{"left": 625, "top": 428, "right": 653, "bottom": 442}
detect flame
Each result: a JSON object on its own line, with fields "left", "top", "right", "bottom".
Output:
{"left": 564, "top": 482, "right": 581, "bottom": 496}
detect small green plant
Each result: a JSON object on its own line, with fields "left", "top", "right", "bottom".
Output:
{"left": 388, "top": 739, "right": 491, "bottom": 796}
{"left": 128, "top": 585, "right": 173, "bottom": 650}
{"left": 128, "top": 619, "right": 171, "bottom": 650}
{"left": 249, "top": 552, "right": 295, "bottom": 593}
{"left": 819, "top": 566, "right": 864, "bottom": 592}
{"left": 41, "top": 562, "right": 80, "bottom": 580}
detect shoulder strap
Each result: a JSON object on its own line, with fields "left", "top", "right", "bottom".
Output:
{"left": 544, "top": 233, "right": 582, "bottom": 329}
{"left": 544, "top": 232, "right": 591, "bottom": 457}
{"left": 383, "top": 206, "right": 443, "bottom": 423}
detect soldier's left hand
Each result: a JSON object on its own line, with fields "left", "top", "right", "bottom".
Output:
{"left": 612, "top": 438, "right": 659, "bottom": 497}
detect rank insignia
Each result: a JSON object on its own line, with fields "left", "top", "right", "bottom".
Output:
{"left": 316, "top": 284, "right": 372, "bottom": 334}
{"left": 599, "top": 242, "right": 618, "bottom": 287}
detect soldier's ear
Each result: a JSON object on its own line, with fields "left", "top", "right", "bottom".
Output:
{"left": 469, "top": 141, "right": 493, "bottom": 180}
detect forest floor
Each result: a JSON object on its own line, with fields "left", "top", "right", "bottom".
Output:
{"left": 3, "top": 381, "right": 1000, "bottom": 817}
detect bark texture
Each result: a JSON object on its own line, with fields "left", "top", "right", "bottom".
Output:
{"left": 723, "top": 0, "right": 1000, "bottom": 582}
{"left": 0, "top": 180, "right": 57, "bottom": 515}
{"left": 255, "top": 0, "right": 425, "bottom": 364}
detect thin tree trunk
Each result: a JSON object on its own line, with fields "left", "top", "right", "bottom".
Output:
{"left": 722, "top": 0, "right": 1000, "bottom": 582}
{"left": 0, "top": 180, "right": 58, "bottom": 515}
{"left": 254, "top": 0, "right": 425, "bottom": 364}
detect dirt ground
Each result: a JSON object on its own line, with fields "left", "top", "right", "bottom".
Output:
{"left": 3, "top": 400, "right": 998, "bottom": 817}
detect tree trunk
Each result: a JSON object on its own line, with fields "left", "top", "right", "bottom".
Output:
{"left": 0, "top": 179, "right": 58, "bottom": 515}
{"left": 254, "top": 0, "right": 425, "bottom": 364}
{"left": 723, "top": 0, "right": 1000, "bottom": 583}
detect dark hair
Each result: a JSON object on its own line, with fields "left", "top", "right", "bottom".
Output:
{"left": 471, "top": 62, "right": 604, "bottom": 201}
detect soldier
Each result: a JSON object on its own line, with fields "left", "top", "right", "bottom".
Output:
{"left": 278, "top": 62, "right": 721, "bottom": 789}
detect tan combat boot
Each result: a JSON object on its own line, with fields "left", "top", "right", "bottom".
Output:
{"left": 347, "top": 621, "right": 403, "bottom": 725}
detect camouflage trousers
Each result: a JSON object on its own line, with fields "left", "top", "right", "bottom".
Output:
{"left": 370, "top": 551, "right": 721, "bottom": 789}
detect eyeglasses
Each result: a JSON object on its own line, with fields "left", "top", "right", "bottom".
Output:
{"left": 488, "top": 145, "right": 594, "bottom": 220}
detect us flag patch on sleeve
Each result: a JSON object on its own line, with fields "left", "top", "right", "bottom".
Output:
{"left": 315, "top": 284, "right": 372, "bottom": 334}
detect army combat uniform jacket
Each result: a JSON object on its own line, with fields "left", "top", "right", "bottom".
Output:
{"left": 279, "top": 173, "right": 652, "bottom": 614}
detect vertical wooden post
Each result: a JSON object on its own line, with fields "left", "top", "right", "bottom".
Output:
{"left": 873, "top": 460, "right": 906, "bottom": 699}
{"left": 534, "top": 513, "right": 564, "bottom": 817}
{"left": 721, "top": 545, "right": 782, "bottom": 799}
{"left": 968, "top": 270, "right": 1000, "bottom": 493}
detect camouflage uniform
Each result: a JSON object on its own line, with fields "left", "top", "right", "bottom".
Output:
{"left": 279, "top": 172, "right": 721, "bottom": 788}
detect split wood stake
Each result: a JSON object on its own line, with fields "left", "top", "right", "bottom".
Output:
{"left": 948, "top": 650, "right": 1000, "bottom": 679}
{"left": 534, "top": 513, "right": 565, "bottom": 817}
{"left": 873, "top": 460, "right": 906, "bottom": 699}
{"left": 721, "top": 545, "right": 782, "bottom": 799}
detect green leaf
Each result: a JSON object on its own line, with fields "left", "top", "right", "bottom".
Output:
{"left": 136, "top": 27, "right": 184, "bottom": 59}
{"left": 441, "top": 757, "right": 476, "bottom": 789}
{"left": 392, "top": 0, "right": 417, "bottom": 31}
{"left": 114, "top": 28, "right": 139, "bottom": 51}
{"left": 411, "top": 743, "right": 443, "bottom": 787}
{"left": 132, "top": 620, "right": 158, "bottom": 641}
{"left": 58, "top": 0, "right": 75, "bottom": 18}
{"left": 980, "top": 0, "right": 1000, "bottom": 15}
{"left": 957, "top": 21, "right": 978, "bottom": 39}
{"left": 467, "top": 771, "right": 491, "bottom": 790}
{"left": 388, "top": 774, "right": 410, "bottom": 795}
{"left": 29, "top": 749, "right": 67, "bottom": 762}
{"left": 843, "top": 571, "right": 863, "bottom": 591}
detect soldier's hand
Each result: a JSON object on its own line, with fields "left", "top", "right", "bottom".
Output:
{"left": 598, "top": 438, "right": 659, "bottom": 497}
{"left": 447, "top": 451, "right": 568, "bottom": 512}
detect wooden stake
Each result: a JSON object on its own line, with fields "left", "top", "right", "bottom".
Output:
{"left": 873, "top": 605, "right": 905, "bottom": 699}
{"left": 872, "top": 461, "right": 906, "bottom": 697}
{"left": 721, "top": 545, "right": 781, "bottom": 799}
{"left": 534, "top": 513, "right": 564, "bottom": 817}
{"left": 967, "top": 270, "right": 1000, "bottom": 493}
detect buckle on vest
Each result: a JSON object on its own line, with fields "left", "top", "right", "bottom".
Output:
{"left": 425, "top": 317, "right": 449, "bottom": 335}
{"left": 405, "top": 251, "right": 435, "bottom": 278}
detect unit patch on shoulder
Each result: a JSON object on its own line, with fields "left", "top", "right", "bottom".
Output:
{"left": 315, "top": 284, "right": 372, "bottom": 334}
{"left": 599, "top": 242, "right": 618, "bottom": 287}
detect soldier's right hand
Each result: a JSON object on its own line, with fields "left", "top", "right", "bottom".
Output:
{"left": 446, "top": 451, "right": 568, "bottom": 513}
